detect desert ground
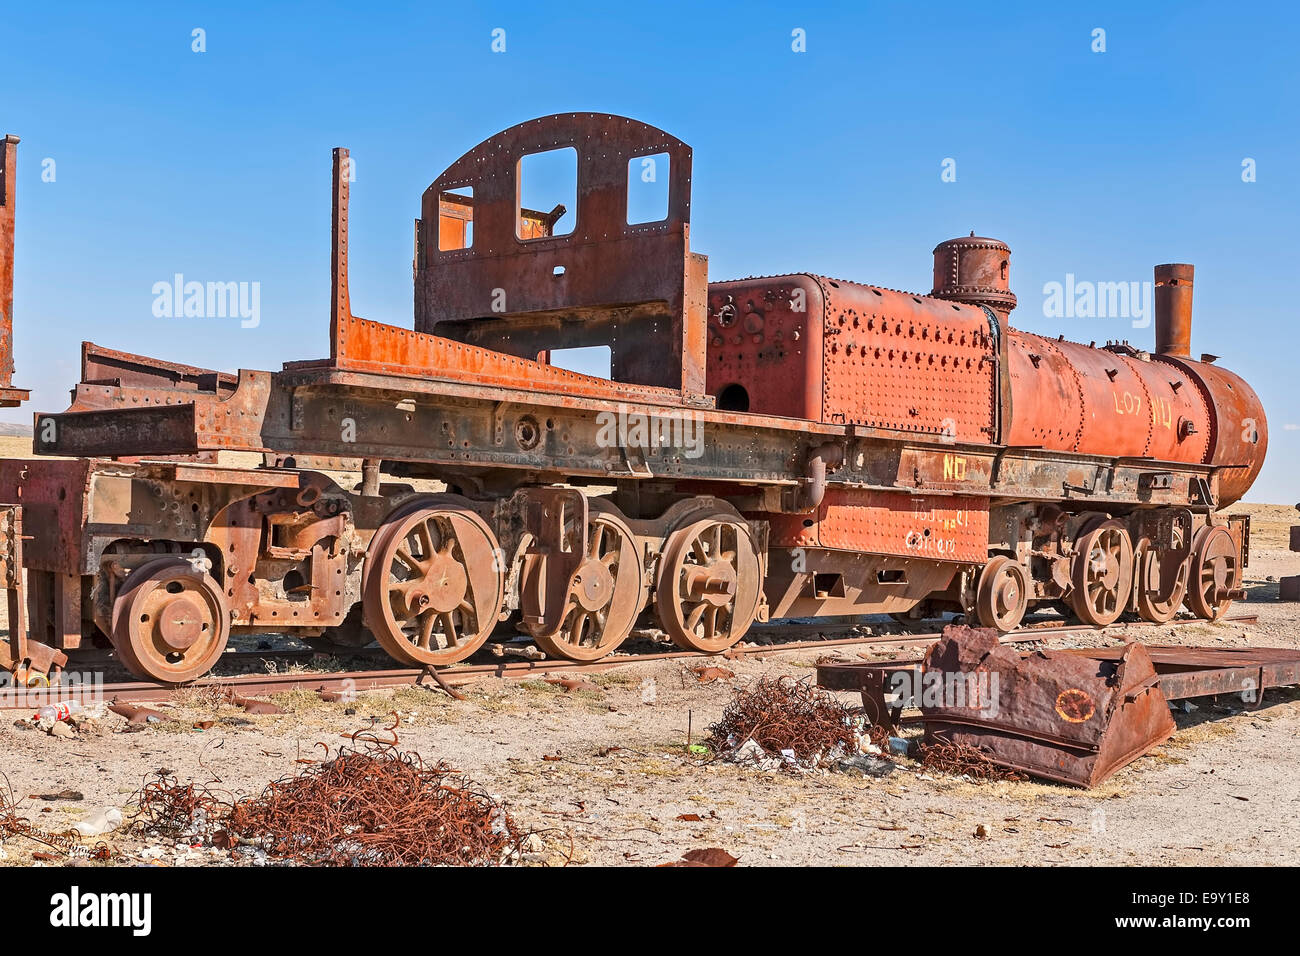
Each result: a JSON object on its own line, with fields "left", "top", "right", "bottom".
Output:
{"left": 0, "top": 433, "right": 1296, "bottom": 867}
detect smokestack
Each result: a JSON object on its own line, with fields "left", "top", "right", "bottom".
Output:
{"left": 0, "top": 134, "right": 26, "bottom": 406}
{"left": 1154, "top": 263, "right": 1193, "bottom": 358}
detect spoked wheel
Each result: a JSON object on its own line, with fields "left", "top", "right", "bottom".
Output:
{"left": 527, "top": 504, "right": 647, "bottom": 662}
{"left": 111, "top": 557, "right": 230, "bottom": 683}
{"left": 1069, "top": 519, "right": 1134, "bottom": 628}
{"left": 976, "top": 556, "right": 1029, "bottom": 632}
{"left": 1185, "top": 525, "right": 1241, "bottom": 622}
{"left": 1134, "top": 537, "right": 1191, "bottom": 624}
{"left": 655, "top": 513, "right": 762, "bottom": 654}
{"left": 363, "top": 496, "right": 505, "bottom": 667}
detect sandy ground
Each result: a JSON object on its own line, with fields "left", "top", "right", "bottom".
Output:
{"left": 1, "top": 491, "right": 1298, "bottom": 868}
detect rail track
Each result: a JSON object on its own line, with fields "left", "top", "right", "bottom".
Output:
{"left": 1, "top": 613, "right": 1257, "bottom": 708}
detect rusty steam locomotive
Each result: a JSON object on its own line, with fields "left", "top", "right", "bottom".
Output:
{"left": 0, "top": 114, "right": 1267, "bottom": 685}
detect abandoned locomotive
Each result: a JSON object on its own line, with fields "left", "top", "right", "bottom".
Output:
{"left": 0, "top": 114, "right": 1266, "bottom": 684}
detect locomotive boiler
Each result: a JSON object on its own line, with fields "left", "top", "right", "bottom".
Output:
{"left": 0, "top": 114, "right": 1266, "bottom": 685}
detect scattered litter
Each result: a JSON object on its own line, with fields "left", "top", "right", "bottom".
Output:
{"left": 691, "top": 665, "right": 735, "bottom": 683}
{"left": 543, "top": 676, "right": 601, "bottom": 694}
{"left": 835, "top": 755, "right": 896, "bottom": 778}
{"left": 109, "top": 702, "right": 166, "bottom": 725}
{"left": 72, "top": 807, "right": 122, "bottom": 838}
{"left": 226, "top": 693, "right": 285, "bottom": 716}
{"left": 489, "top": 642, "right": 546, "bottom": 661}
{"left": 31, "top": 789, "right": 83, "bottom": 802}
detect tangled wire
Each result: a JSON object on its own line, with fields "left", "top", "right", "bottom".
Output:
{"left": 133, "top": 741, "right": 525, "bottom": 866}
{"left": 918, "top": 740, "right": 1027, "bottom": 781}
{"left": 0, "top": 773, "right": 81, "bottom": 856}
{"left": 708, "top": 676, "right": 857, "bottom": 764}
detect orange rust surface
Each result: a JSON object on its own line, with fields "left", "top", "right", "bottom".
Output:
{"left": 764, "top": 489, "right": 990, "bottom": 563}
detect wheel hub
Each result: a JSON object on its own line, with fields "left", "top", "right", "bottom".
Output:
{"left": 408, "top": 552, "right": 468, "bottom": 615}
{"left": 156, "top": 595, "right": 205, "bottom": 651}
{"left": 995, "top": 578, "right": 1019, "bottom": 615}
{"left": 684, "top": 561, "right": 737, "bottom": 607}
{"left": 572, "top": 559, "right": 614, "bottom": 612}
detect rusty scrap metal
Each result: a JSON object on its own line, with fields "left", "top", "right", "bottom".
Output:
{"left": 918, "top": 741, "right": 1027, "bottom": 782}
{"left": 922, "top": 629, "right": 1177, "bottom": 789}
{"left": 131, "top": 771, "right": 230, "bottom": 843}
{"left": 133, "top": 741, "right": 526, "bottom": 866}
{"left": 707, "top": 675, "right": 856, "bottom": 765}
{"left": 817, "top": 625, "right": 1190, "bottom": 787}
{"left": 229, "top": 744, "right": 523, "bottom": 866}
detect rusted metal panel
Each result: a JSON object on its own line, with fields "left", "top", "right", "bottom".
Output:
{"left": 1006, "top": 332, "right": 1212, "bottom": 465}
{"left": 1055, "top": 645, "right": 1300, "bottom": 702}
{"left": 817, "top": 626, "right": 1179, "bottom": 787}
{"left": 706, "top": 276, "right": 824, "bottom": 419}
{"left": 819, "top": 633, "right": 1300, "bottom": 786}
{"left": 764, "top": 488, "right": 989, "bottom": 563}
{"left": 411, "top": 113, "right": 705, "bottom": 398}
{"left": 1156, "top": 355, "right": 1267, "bottom": 506}
{"left": 0, "top": 458, "right": 95, "bottom": 573}
{"left": 0, "top": 134, "right": 29, "bottom": 407}
{"left": 764, "top": 548, "right": 956, "bottom": 619}
{"left": 820, "top": 281, "right": 997, "bottom": 443}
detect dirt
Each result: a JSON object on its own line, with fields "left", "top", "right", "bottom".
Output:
{"left": 2, "top": 501, "right": 1299, "bottom": 868}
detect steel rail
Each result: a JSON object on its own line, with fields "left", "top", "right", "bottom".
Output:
{"left": 0, "top": 613, "right": 1257, "bottom": 708}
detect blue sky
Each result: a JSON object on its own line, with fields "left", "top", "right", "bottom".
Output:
{"left": 2, "top": 1, "right": 1296, "bottom": 502}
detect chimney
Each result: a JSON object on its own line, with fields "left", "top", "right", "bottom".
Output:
{"left": 0, "top": 134, "right": 26, "bottom": 406}
{"left": 1154, "top": 263, "right": 1193, "bottom": 358}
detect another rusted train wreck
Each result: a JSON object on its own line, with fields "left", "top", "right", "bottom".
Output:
{"left": 0, "top": 114, "right": 1267, "bottom": 684}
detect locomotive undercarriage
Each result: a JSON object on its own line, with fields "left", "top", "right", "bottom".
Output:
{"left": 0, "top": 434, "right": 1246, "bottom": 684}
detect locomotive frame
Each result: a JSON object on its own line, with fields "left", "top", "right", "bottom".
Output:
{"left": 0, "top": 114, "right": 1263, "bottom": 685}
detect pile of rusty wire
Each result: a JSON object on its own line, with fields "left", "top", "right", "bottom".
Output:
{"left": 133, "top": 742, "right": 525, "bottom": 866}
{"left": 708, "top": 675, "right": 857, "bottom": 765}
{"left": 132, "top": 772, "right": 230, "bottom": 843}
{"left": 918, "top": 739, "right": 1027, "bottom": 782}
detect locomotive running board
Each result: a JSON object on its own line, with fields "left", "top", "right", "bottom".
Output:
{"left": 818, "top": 625, "right": 1300, "bottom": 788}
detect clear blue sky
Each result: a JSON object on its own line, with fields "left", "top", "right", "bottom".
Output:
{"left": 2, "top": 1, "right": 1296, "bottom": 502}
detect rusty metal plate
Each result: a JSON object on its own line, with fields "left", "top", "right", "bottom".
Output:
{"left": 765, "top": 488, "right": 989, "bottom": 563}
{"left": 411, "top": 113, "right": 704, "bottom": 396}
{"left": 706, "top": 276, "right": 824, "bottom": 419}
{"left": 820, "top": 281, "right": 996, "bottom": 442}
{"left": 1156, "top": 356, "right": 1267, "bottom": 506}
{"left": 921, "top": 627, "right": 1176, "bottom": 788}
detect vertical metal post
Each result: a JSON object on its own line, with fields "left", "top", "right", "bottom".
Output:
{"left": 0, "top": 134, "right": 29, "bottom": 406}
